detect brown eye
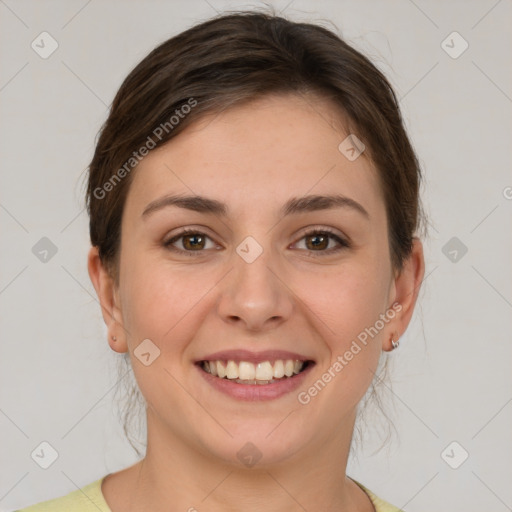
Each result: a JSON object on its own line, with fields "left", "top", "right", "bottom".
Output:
{"left": 305, "top": 233, "right": 330, "bottom": 250}
{"left": 182, "top": 233, "right": 206, "bottom": 250}
{"left": 165, "top": 230, "right": 217, "bottom": 254}
{"left": 293, "top": 229, "right": 350, "bottom": 255}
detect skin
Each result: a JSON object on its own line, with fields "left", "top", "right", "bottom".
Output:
{"left": 88, "top": 93, "right": 424, "bottom": 512}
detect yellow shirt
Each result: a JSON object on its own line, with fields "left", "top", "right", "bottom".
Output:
{"left": 16, "top": 476, "right": 404, "bottom": 511}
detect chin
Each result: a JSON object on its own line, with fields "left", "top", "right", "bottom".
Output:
{"left": 197, "top": 424, "right": 306, "bottom": 469}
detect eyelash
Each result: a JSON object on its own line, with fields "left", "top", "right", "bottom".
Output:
{"left": 163, "top": 227, "right": 350, "bottom": 257}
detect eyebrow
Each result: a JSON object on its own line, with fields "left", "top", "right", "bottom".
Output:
{"left": 141, "top": 193, "right": 369, "bottom": 220}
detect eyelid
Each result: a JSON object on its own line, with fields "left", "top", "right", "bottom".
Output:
{"left": 164, "top": 225, "right": 219, "bottom": 243}
{"left": 294, "top": 224, "right": 348, "bottom": 240}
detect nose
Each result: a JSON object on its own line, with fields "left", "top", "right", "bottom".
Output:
{"left": 217, "top": 247, "right": 293, "bottom": 332}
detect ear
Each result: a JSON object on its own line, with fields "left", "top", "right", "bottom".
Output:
{"left": 87, "top": 246, "right": 128, "bottom": 353}
{"left": 383, "top": 237, "right": 425, "bottom": 351}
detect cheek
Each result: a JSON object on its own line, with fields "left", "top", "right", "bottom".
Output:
{"left": 294, "top": 257, "right": 389, "bottom": 402}
{"left": 119, "top": 256, "right": 217, "bottom": 347}
{"left": 297, "top": 260, "right": 390, "bottom": 341}
{"left": 118, "top": 260, "right": 213, "bottom": 402}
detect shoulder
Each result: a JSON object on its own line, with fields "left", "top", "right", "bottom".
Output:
{"left": 15, "top": 477, "right": 110, "bottom": 512}
{"left": 352, "top": 479, "right": 405, "bottom": 512}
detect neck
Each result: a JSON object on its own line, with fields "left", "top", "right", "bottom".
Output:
{"left": 104, "top": 408, "right": 374, "bottom": 512}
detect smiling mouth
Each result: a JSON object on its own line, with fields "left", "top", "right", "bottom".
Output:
{"left": 198, "top": 359, "right": 314, "bottom": 385}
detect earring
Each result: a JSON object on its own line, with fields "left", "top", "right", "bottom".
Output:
{"left": 112, "top": 335, "right": 117, "bottom": 341}
{"left": 391, "top": 334, "right": 400, "bottom": 350}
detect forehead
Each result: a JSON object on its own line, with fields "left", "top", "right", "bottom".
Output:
{"left": 124, "top": 93, "right": 383, "bottom": 218}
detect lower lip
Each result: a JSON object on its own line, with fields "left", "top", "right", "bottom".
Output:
{"left": 195, "top": 362, "right": 315, "bottom": 401}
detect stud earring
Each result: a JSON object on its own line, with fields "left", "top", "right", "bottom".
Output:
{"left": 112, "top": 335, "right": 117, "bottom": 341}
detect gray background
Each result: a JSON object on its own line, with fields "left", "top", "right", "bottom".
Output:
{"left": 1, "top": 1, "right": 511, "bottom": 511}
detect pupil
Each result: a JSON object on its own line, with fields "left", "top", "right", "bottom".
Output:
{"left": 185, "top": 234, "right": 204, "bottom": 250}
{"left": 308, "top": 234, "right": 327, "bottom": 250}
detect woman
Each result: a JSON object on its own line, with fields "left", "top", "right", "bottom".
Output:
{"left": 19, "top": 9, "right": 425, "bottom": 512}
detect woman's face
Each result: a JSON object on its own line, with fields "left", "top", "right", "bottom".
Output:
{"left": 92, "top": 93, "right": 422, "bottom": 467}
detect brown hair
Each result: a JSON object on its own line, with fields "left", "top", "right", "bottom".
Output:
{"left": 86, "top": 9, "right": 425, "bottom": 456}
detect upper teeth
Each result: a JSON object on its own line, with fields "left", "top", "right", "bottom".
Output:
{"left": 203, "top": 360, "right": 305, "bottom": 380}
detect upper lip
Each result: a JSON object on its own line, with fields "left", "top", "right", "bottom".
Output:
{"left": 196, "top": 349, "right": 315, "bottom": 365}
